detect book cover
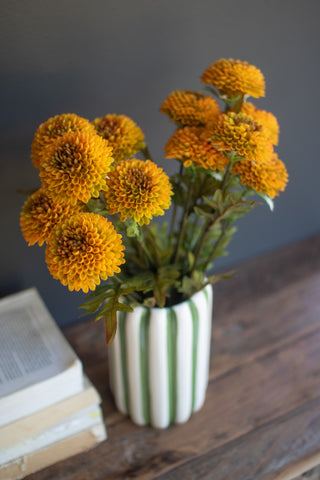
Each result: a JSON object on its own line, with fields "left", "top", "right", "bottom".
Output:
{"left": 0, "top": 288, "right": 83, "bottom": 427}
{"left": 0, "top": 375, "right": 101, "bottom": 450}
{"left": 0, "top": 405, "right": 106, "bottom": 466}
{"left": 0, "top": 422, "right": 106, "bottom": 480}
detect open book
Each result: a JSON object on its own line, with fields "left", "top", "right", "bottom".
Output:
{"left": 0, "top": 288, "right": 83, "bottom": 427}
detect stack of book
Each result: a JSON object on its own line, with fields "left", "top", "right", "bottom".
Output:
{"left": 0, "top": 288, "right": 107, "bottom": 480}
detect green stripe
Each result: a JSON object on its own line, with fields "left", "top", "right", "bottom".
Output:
{"left": 139, "top": 309, "right": 151, "bottom": 424}
{"left": 167, "top": 308, "right": 178, "bottom": 423}
{"left": 189, "top": 299, "right": 199, "bottom": 411}
{"left": 118, "top": 310, "right": 130, "bottom": 413}
{"left": 204, "top": 286, "right": 209, "bottom": 303}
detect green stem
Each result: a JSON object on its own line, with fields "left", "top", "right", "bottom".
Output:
{"left": 190, "top": 215, "right": 218, "bottom": 274}
{"left": 202, "top": 221, "right": 228, "bottom": 271}
{"left": 133, "top": 227, "right": 155, "bottom": 270}
{"left": 172, "top": 173, "right": 195, "bottom": 264}
{"left": 191, "top": 214, "right": 201, "bottom": 249}
{"left": 169, "top": 163, "right": 183, "bottom": 238}
{"left": 232, "top": 94, "right": 245, "bottom": 114}
{"left": 190, "top": 158, "right": 237, "bottom": 274}
{"left": 169, "top": 203, "right": 177, "bottom": 237}
{"left": 141, "top": 146, "right": 154, "bottom": 162}
{"left": 221, "top": 156, "right": 234, "bottom": 190}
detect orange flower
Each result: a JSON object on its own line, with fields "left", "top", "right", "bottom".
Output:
{"left": 39, "top": 131, "right": 113, "bottom": 205}
{"left": 160, "top": 90, "right": 220, "bottom": 127}
{"left": 93, "top": 114, "right": 145, "bottom": 161}
{"left": 201, "top": 58, "right": 265, "bottom": 99}
{"left": 165, "top": 126, "right": 229, "bottom": 170}
{"left": 232, "top": 153, "right": 288, "bottom": 198}
{"left": 210, "top": 112, "right": 273, "bottom": 163}
{"left": 241, "top": 102, "right": 279, "bottom": 145}
{"left": 31, "top": 114, "right": 95, "bottom": 168}
{"left": 20, "top": 188, "right": 82, "bottom": 246}
{"left": 45, "top": 212, "right": 125, "bottom": 293}
{"left": 104, "top": 159, "right": 172, "bottom": 225}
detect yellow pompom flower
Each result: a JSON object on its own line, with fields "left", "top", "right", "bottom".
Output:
{"left": 93, "top": 114, "right": 145, "bottom": 162}
{"left": 39, "top": 130, "right": 114, "bottom": 206}
{"left": 201, "top": 58, "right": 265, "bottom": 99}
{"left": 104, "top": 159, "right": 172, "bottom": 226}
{"left": 160, "top": 90, "right": 221, "bottom": 127}
{"left": 31, "top": 114, "right": 96, "bottom": 168}
{"left": 165, "top": 126, "right": 229, "bottom": 171}
{"left": 20, "top": 188, "right": 83, "bottom": 247}
{"left": 232, "top": 153, "right": 288, "bottom": 198}
{"left": 45, "top": 212, "right": 125, "bottom": 293}
{"left": 210, "top": 112, "right": 273, "bottom": 163}
{"left": 241, "top": 102, "right": 279, "bottom": 145}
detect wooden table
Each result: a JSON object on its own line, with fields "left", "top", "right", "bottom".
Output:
{"left": 28, "top": 235, "right": 320, "bottom": 480}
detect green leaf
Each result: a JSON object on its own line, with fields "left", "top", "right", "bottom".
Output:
{"left": 143, "top": 297, "right": 156, "bottom": 308}
{"left": 206, "top": 270, "right": 235, "bottom": 284}
{"left": 193, "top": 205, "right": 214, "bottom": 219}
{"left": 188, "top": 251, "right": 195, "bottom": 269}
{"left": 86, "top": 195, "right": 108, "bottom": 215}
{"left": 256, "top": 192, "right": 274, "bottom": 211}
{"left": 17, "top": 188, "right": 38, "bottom": 196}
{"left": 79, "top": 278, "right": 149, "bottom": 344}
{"left": 212, "top": 189, "right": 224, "bottom": 205}
{"left": 171, "top": 181, "right": 187, "bottom": 206}
{"left": 202, "top": 196, "right": 220, "bottom": 210}
{"left": 225, "top": 190, "right": 244, "bottom": 205}
{"left": 203, "top": 85, "right": 221, "bottom": 99}
{"left": 206, "top": 170, "right": 223, "bottom": 181}
{"left": 105, "top": 311, "right": 117, "bottom": 345}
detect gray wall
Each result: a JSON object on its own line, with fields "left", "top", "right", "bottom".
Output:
{"left": 1, "top": 0, "right": 319, "bottom": 326}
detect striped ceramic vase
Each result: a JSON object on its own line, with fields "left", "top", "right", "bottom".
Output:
{"left": 108, "top": 283, "right": 213, "bottom": 428}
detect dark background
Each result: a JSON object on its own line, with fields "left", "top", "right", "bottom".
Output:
{"left": 1, "top": 0, "right": 319, "bottom": 326}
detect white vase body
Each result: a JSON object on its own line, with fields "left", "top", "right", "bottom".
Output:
{"left": 108, "top": 284, "right": 213, "bottom": 428}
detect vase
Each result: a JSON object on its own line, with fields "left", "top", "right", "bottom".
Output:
{"left": 108, "top": 283, "right": 213, "bottom": 428}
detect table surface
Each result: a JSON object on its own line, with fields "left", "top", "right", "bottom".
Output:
{"left": 27, "top": 234, "right": 320, "bottom": 480}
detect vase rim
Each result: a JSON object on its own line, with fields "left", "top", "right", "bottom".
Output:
{"left": 134, "top": 282, "right": 213, "bottom": 312}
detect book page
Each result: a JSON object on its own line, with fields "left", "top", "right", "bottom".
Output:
{"left": 0, "top": 289, "right": 79, "bottom": 398}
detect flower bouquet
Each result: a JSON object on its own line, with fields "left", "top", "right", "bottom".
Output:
{"left": 20, "top": 58, "right": 288, "bottom": 426}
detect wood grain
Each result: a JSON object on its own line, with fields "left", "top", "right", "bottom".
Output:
{"left": 26, "top": 234, "right": 320, "bottom": 480}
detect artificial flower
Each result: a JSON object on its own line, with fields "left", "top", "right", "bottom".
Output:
{"left": 241, "top": 102, "right": 279, "bottom": 145}
{"left": 45, "top": 212, "right": 125, "bottom": 293}
{"left": 20, "top": 188, "right": 82, "bottom": 246}
{"left": 232, "top": 153, "right": 288, "bottom": 198}
{"left": 104, "top": 158, "right": 172, "bottom": 225}
{"left": 164, "top": 126, "right": 228, "bottom": 170}
{"left": 93, "top": 114, "right": 145, "bottom": 161}
{"left": 201, "top": 58, "right": 265, "bottom": 99}
{"left": 160, "top": 90, "right": 220, "bottom": 127}
{"left": 31, "top": 113, "right": 95, "bottom": 168}
{"left": 210, "top": 111, "right": 273, "bottom": 163}
{"left": 39, "top": 130, "right": 113, "bottom": 205}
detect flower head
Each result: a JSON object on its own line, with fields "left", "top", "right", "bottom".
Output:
{"left": 201, "top": 58, "right": 265, "bottom": 99}
{"left": 160, "top": 90, "right": 220, "bottom": 127}
{"left": 241, "top": 102, "right": 279, "bottom": 145}
{"left": 165, "top": 126, "right": 229, "bottom": 170}
{"left": 104, "top": 159, "right": 172, "bottom": 225}
{"left": 45, "top": 212, "right": 125, "bottom": 293}
{"left": 93, "top": 114, "right": 145, "bottom": 161}
{"left": 39, "top": 130, "right": 114, "bottom": 205}
{"left": 210, "top": 112, "right": 273, "bottom": 163}
{"left": 31, "top": 114, "right": 95, "bottom": 168}
{"left": 232, "top": 153, "right": 288, "bottom": 198}
{"left": 20, "top": 188, "right": 83, "bottom": 246}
